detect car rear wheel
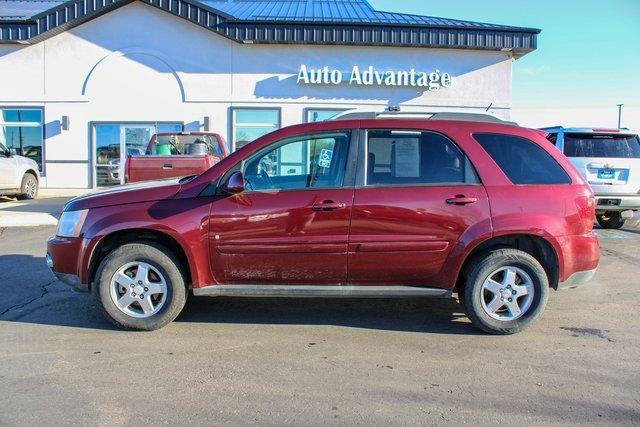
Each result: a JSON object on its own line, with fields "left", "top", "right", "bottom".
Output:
{"left": 462, "top": 249, "right": 549, "bottom": 335}
{"left": 95, "top": 242, "right": 187, "bottom": 331}
{"left": 17, "top": 173, "right": 38, "bottom": 200}
{"left": 596, "top": 212, "right": 625, "bottom": 229}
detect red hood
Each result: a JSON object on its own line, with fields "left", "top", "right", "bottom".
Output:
{"left": 64, "top": 178, "right": 182, "bottom": 211}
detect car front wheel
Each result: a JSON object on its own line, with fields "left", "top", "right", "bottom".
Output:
{"left": 462, "top": 249, "right": 549, "bottom": 335}
{"left": 17, "top": 173, "right": 38, "bottom": 200}
{"left": 95, "top": 242, "right": 187, "bottom": 331}
{"left": 596, "top": 212, "right": 625, "bottom": 229}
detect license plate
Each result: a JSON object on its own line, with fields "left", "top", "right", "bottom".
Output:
{"left": 597, "top": 168, "right": 615, "bottom": 179}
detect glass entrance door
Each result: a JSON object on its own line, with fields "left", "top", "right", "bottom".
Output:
{"left": 94, "top": 123, "right": 181, "bottom": 187}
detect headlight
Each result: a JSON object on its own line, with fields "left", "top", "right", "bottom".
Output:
{"left": 56, "top": 209, "right": 89, "bottom": 238}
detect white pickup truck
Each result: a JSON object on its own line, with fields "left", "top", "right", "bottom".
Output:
{"left": 0, "top": 142, "right": 39, "bottom": 199}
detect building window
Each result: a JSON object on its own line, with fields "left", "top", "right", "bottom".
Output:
{"left": 93, "top": 122, "right": 182, "bottom": 187}
{"left": 232, "top": 108, "right": 280, "bottom": 151}
{"left": 306, "top": 109, "right": 346, "bottom": 123}
{"left": 0, "top": 108, "right": 44, "bottom": 172}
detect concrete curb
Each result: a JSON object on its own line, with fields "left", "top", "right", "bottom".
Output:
{"left": 0, "top": 212, "right": 59, "bottom": 227}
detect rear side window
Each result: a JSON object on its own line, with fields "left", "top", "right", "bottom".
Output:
{"left": 474, "top": 133, "right": 571, "bottom": 185}
{"left": 366, "top": 130, "right": 479, "bottom": 186}
{"left": 564, "top": 134, "right": 640, "bottom": 158}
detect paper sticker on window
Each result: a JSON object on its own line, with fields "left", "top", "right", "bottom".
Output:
{"left": 318, "top": 149, "right": 333, "bottom": 168}
{"left": 394, "top": 139, "right": 420, "bottom": 178}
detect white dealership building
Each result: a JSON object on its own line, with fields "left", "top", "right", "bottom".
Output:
{"left": 0, "top": 0, "right": 539, "bottom": 188}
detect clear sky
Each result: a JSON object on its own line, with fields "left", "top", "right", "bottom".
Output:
{"left": 370, "top": 0, "right": 640, "bottom": 130}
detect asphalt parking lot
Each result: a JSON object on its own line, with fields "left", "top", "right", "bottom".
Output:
{"left": 0, "top": 200, "right": 639, "bottom": 425}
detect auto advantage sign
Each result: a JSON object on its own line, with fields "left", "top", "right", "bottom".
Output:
{"left": 297, "top": 65, "right": 453, "bottom": 91}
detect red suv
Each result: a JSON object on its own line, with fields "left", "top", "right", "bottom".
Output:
{"left": 47, "top": 114, "right": 600, "bottom": 334}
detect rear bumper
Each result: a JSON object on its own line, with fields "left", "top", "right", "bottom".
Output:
{"left": 555, "top": 232, "right": 600, "bottom": 290}
{"left": 557, "top": 268, "right": 597, "bottom": 290}
{"left": 595, "top": 194, "right": 640, "bottom": 212}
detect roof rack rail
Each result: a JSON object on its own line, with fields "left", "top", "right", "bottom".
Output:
{"left": 331, "top": 110, "right": 517, "bottom": 125}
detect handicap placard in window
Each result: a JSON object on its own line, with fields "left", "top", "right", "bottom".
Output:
{"left": 318, "top": 149, "right": 333, "bottom": 168}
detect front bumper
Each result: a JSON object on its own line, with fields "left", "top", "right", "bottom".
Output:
{"left": 46, "top": 237, "right": 90, "bottom": 293}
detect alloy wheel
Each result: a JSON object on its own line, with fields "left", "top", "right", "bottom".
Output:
{"left": 25, "top": 177, "right": 37, "bottom": 198}
{"left": 480, "top": 266, "right": 534, "bottom": 321}
{"left": 109, "top": 262, "right": 168, "bottom": 318}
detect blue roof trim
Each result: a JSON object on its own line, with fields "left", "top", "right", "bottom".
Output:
{"left": 199, "top": 0, "right": 538, "bottom": 32}
{"left": 0, "top": 0, "right": 540, "bottom": 56}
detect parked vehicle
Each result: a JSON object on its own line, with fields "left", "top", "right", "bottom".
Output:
{"left": 0, "top": 142, "right": 39, "bottom": 199}
{"left": 542, "top": 127, "right": 640, "bottom": 229}
{"left": 124, "top": 132, "right": 228, "bottom": 183}
{"left": 47, "top": 113, "right": 599, "bottom": 334}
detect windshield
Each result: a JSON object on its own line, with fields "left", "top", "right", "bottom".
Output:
{"left": 150, "top": 135, "right": 222, "bottom": 156}
{"left": 564, "top": 133, "right": 640, "bottom": 158}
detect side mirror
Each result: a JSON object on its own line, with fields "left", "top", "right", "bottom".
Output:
{"left": 222, "top": 171, "right": 245, "bottom": 195}
{"left": 7, "top": 148, "right": 16, "bottom": 157}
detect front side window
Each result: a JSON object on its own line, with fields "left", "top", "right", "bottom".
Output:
{"left": 474, "top": 133, "right": 571, "bottom": 185}
{"left": 563, "top": 133, "right": 640, "bottom": 159}
{"left": 233, "top": 109, "right": 280, "bottom": 151}
{"left": 0, "top": 108, "right": 44, "bottom": 171}
{"left": 241, "top": 132, "right": 350, "bottom": 191}
{"left": 366, "top": 130, "right": 479, "bottom": 186}
{"left": 306, "top": 109, "right": 345, "bottom": 123}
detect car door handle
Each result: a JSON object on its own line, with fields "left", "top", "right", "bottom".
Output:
{"left": 163, "top": 163, "right": 173, "bottom": 169}
{"left": 446, "top": 195, "right": 478, "bottom": 205}
{"left": 312, "top": 201, "right": 346, "bottom": 211}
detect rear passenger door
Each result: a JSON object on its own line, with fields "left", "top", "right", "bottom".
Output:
{"left": 348, "top": 129, "right": 491, "bottom": 286}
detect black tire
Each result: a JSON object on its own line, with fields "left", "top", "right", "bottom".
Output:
{"left": 596, "top": 212, "right": 625, "bottom": 229}
{"left": 17, "top": 173, "right": 38, "bottom": 200}
{"left": 463, "top": 249, "right": 549, "bottom": 335}
{"left": 94, "top": 242, "right": 187, "bottom": 331}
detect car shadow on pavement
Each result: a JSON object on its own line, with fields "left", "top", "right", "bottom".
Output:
{"left": 1, "top": 254, "right": 479, "bottom": 335}
{"left": 176, "top": 295, "right": 479, "bottom": 335}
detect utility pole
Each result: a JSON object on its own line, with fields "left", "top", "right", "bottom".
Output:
{"left": 617, "top": 104, "right": 624, "bottom": 129}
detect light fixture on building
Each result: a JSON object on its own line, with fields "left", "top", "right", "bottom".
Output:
{"left": 61, "top": 116, "right": 70, "bottom": 131}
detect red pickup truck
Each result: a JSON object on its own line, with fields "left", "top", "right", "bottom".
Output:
{"left": 125, "top": 132, "right": 228, "bottom": 183}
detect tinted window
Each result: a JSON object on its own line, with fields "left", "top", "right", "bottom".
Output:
{"left": 564, "top": 134, "right": 640, "bottom": 159}
{"left": 474, "top": 133, "right": 571, "bottom": 185}
{"left": 242, "top": 132, "right": 350, "bottom": 191}
{"left": 366, "top": 130, "right": 479, "bottom": 186}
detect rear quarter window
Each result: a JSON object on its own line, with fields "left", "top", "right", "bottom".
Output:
{"left": 474, "top": 133, "right": 571, "bottom": 185}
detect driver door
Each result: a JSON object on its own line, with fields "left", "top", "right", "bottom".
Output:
{"left": 208, "top": 131, "right": 355, "bottom": 284}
